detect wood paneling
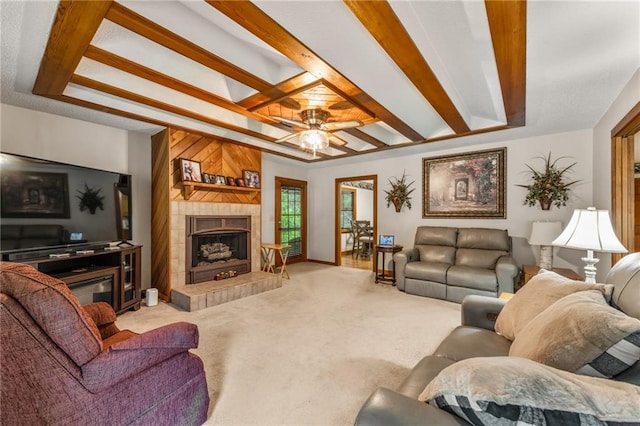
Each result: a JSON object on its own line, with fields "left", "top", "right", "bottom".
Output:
{"left": 151, "top": 130, "right": 171, "bottom": 301}
{"left": 168, "top": 129, "right": 262, "bottom": 205}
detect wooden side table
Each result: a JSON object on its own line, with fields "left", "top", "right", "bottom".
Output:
{"left": 261, "top": 243, "right": 291, "bottom": 279}
{"left": 522, "top": 264, "right": 582, "bottom": 286}
{"left": 375, "top": 245, "right": 403, "bottom": 285}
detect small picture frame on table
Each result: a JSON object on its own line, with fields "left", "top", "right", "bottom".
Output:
{"left": 235, "top": 177, "right": 246, "bottom": 187}
{"left": 243, "top": 170, "right": 260, "bottom": 188}
{"left": 226, "top": 176, "right": 236, "bottom": 186}
{"left": 179, "top": 159, "right": 202, "bottom": 183}
{"left": 215, "top": 175, "right": 226, "bottom": 185}
{"left": 202, "top": 173, "right": 213, "bottom": 184}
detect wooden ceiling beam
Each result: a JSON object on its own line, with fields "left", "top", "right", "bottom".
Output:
{"left": 344, "top": 0, "right": 470, "bottom": 134}
{"left": 238, "top": 72, "right": 319, "bottom": 110}
{"left": 485, "top": 0, "right": 527, "bottom": 127}
{"left": 105, "top": 2, "right": 273, "bottom": 93}
{"left": 83, "top": 45, "right": 292, "bottom": 132}
{"left": 206, "top": 0, "right": 423, "bottom": 142}
{"left": 70, "top": 74, "right": 277, "bottom": 142}
{"left": 33, "top": 1, "right": 112, "bottom": 96}
{"left": 342, "top": 128, "right": 387, "bottom": 148}
{"left": 49, "top": 94, "right": 312, "bottom": 162}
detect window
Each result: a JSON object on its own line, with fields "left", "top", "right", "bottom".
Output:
{"left": 341, "top": 188, "right": 356, "bottom": 231}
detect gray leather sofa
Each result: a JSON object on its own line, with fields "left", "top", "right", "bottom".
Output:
{"left": 394, "top": 226, "right": 519, "bottom": 303}
{"left": 354, "top": 252, "right": 640, "bottom": 425}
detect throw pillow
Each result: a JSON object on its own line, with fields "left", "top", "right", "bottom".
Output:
{"left": 510, "top": 290, "right": 640, "bottom": 377}
{"left": 494, "top": 269, "right": 613, "bottom": 341}
{"left": 418, "top": 357, "right": 640, "bottom": 425}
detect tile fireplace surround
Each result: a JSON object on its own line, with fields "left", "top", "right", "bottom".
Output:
{"left": 170, "top": 200, "right": 261, "bottom": 290}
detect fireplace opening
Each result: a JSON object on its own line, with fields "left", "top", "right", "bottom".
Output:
{"left": 186, "top": 215, "right": 251, "bottom": 284}
{"left": 193, "top": 231, "right": 247, "bottom": 268}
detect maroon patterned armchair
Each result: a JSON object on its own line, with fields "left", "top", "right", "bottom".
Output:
{"left": 0, "top": 262, "right": 209, "bottom": 425}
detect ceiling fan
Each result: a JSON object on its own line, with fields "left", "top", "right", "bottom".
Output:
{"left": 271, "top": 109, "right": 363, "bottom": 156}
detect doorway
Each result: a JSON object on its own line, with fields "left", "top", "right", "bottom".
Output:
{"left": 611, "top": 103, "right": 639, "bottom": 263}
{"left": 275, "top": 177, "right": 307, "bottom": 265}
{"left": 335, "top": 175, "right": 377, "bottom": 271}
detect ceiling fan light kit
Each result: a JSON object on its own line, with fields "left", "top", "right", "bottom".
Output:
{"left": 273, "top": 108, "right": 363, "bottom": 155}
{"left": 299, "top": 129, "right": 329, "bottom": 157}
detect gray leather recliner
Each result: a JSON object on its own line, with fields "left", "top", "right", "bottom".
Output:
{"left": 394, "top": 226, "right": 519, "bottom": 303}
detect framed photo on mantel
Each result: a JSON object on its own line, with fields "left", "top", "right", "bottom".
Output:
{"left": 179, "top": 158, "right": 202, "bottom": 183}
{"left": 423, "top": 148, "right": 506, "bottom": 219}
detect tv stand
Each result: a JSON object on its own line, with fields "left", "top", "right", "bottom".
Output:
{"left": 117, "top": 240, "right": 135, "bottom": 248}
{"left": 18, "top": 246, "right": 142, "bottom": 314}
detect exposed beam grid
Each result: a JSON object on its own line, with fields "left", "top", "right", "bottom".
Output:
{"left": 70, "top": 74, "right": 277, "bottom": 142}
{"left": 83, "top": 45, "right": 291, "bottom": 131}
{"left": 206, "top": 0, "right": 423, "bottom": 142}
{"left": 105, "top": 2, "right": 273, "bottom": 93}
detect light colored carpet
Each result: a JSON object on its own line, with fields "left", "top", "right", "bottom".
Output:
{"left": 116, "top": 263, "right": 461, "bottom": 426}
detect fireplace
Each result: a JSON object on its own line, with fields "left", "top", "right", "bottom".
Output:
{"left": 186, "top": 215, "right": 251, "bottom": 284}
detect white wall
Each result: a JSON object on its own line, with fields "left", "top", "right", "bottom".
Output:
{"left": 263, "top": 129, "right": 595, "bottom": 272}
{"left": 128, "top": 131, "right": 152, "bottom": 289}
{"left": 0, "top": 104, "right": 128, "bottom": 172}
{"left": 1, "top": 103, "right": 153, "bottom": 288}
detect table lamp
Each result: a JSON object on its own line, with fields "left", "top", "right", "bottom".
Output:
{"left": 528, "top": 221, "right": 562, "bottom": 270}
{"left": 551, "top": 207, "right": 627, "bottom": 283}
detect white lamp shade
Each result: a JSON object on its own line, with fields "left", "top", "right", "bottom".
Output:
{"left": 528, "top": 221, "right": 562, "bottom": 245}
{"left": 551, "top": 207, "right": 627, "bottom": 253}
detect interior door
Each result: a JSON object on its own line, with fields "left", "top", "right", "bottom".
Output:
{"left": 275, "top": 177, "right": 307, "bottom": 264}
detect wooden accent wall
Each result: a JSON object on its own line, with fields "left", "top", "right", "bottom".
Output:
{"left": 151, "top": 127, "right": 262, "bottom": 300}
{"left": 170, "top": 129, "right": 261, "bottom": 204}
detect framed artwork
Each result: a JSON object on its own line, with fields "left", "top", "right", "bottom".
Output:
{"left": 1, "top": 171, "right": 70, "bottom": 218}
{"left": 226, "top": 176, "right": 236, "bottom": 186}
{"left": 243, "top": 170, "right": 260, "bottom": 188}
{"left": 235, "top": 177, "right": 246, "bottom": 187}
{"left": 423, "top": 148, "right": 506, "bottom": 218}
{"left": 202, "top": 173, "right": 214, "bottom": 184}
{"left": 179, "top": 158, "right": 202, "bottom": 182}
{"left": 215, "top": 175, "right": 227, "bottom": 185}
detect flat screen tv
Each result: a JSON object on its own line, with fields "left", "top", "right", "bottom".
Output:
{"left": 0, "top": 152, "right": 132, "bottom": 259}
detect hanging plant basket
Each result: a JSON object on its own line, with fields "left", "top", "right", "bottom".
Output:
{"left": 517, "top": 153, "right": 580, "bottom": 210}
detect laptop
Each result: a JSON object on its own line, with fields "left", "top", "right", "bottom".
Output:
{"left": 378, "top": 234, "right": 394, "bottom": 247}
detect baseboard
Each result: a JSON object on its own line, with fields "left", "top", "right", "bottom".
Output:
{"left": 307, "top": 259, "right": 337, "bottom": 266}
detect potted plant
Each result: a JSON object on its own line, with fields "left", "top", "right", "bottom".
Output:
{"left": 517, "top": 153, "right": 580, "bottom": 210}
{"left": 384, "top": 171, "right": 415, "bottom": 212}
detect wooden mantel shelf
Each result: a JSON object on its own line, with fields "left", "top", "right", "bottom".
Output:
{"left": 181, "top": 181, "right": 260, "bottom": 201}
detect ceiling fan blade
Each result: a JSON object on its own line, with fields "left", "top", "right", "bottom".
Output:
{"left": 328, "top": 100, "right": 354, "bottom": 111}
{"left": 275, "top": 132, "right": 301, "bottom": 143}
{"left": 322, "top": 120, "right": 363, "bottom": 131}
{"left": 328, "top": 134, "right": 347, "bottom": 147}
{"left": 270, "top": 116, "right": 308, "bottom": 129}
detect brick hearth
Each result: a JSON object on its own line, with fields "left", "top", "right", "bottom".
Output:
{"left": 171, "top": 271, "right": 281, "bottom": 312}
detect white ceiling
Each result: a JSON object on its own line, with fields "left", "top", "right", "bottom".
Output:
{"left": 1, "top": 1, "right": 638, "bottom": 164}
